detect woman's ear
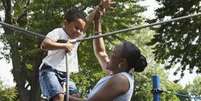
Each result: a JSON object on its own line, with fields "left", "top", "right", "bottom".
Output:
{"left": 118, "top": 58, "right": 128, "bottom": 68}
{"left": 64, "top": 19, "right": 69, "bottom": 25}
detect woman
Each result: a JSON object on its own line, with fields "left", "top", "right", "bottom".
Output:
{"left": 70, "top": 9, "right": 147, "bottom": 101}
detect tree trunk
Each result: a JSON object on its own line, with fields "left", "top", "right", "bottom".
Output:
{"left": 3, "top": 0, "right": 30, "bottom": 100}
{"left": 2, "top": 0, "right": 41, "bottom": 101}
{"left": 29, "top": 49, "right": 43, "bottom": 101}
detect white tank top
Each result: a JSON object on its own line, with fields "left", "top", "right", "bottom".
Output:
{"left": 87, "top": 72, "right": 134, "bottom": 101}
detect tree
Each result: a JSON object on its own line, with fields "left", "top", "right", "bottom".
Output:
{"left": 1, "top": 0, "right": 50, "bottom": 100}
{"left": 0, "top": 0, "right": 88, "bottom": 100}
{"left": 133, "top": 67, "right": 182, "bottom": 101}
{"left": 182, "top": 76, "right": 201, "bottom": 101}
{"left": 148, "top": 0, "right": 201, "bottom": 78}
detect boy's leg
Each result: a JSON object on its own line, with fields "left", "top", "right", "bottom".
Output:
{"left": 39, "top": 67, "right": 64, "bottom": 101}
{"left": 64, "top": 80, "right": 80, "bottom": 101}
{"left": 69, "top": 80, "right": 79, "bottom": 96}
{"left": 50, "top": 94, "right": 64, "bottom": 101}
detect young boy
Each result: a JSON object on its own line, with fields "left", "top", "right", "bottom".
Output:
{"left": 39, "top": 1, "right": 113, "bottom": 101}
{"left": 39, "top": 7, "right": 86, "bottom": 101}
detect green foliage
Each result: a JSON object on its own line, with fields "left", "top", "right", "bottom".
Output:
{"left": 187, "top": 77, "right": 201, "bottom": 95}
{"left": 174, "top": 77, "right": 201, "bottom": 101}
{"left": 133, "top": 67, "right": 182, "bottom": 101}
{"left": 148, "top": 0, "right": 201, "bottom": 77}
{"left": 0, "top": 80, "right": 17, "bottom": 101}
{"left": 182, "top": 76, "right": 201, "bottom": 100}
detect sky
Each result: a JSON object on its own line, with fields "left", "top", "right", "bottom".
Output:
{"left": 0, "top": 56, "right": 15, "bottom": 87}
{"left": 0, "top": 0, "right": 200, "bottom": 88}
{"left": 138, "top": 0, "right": 161, "bottom": 19}
{"left": 0, "top": 10, "right": 15, "bottom": 87}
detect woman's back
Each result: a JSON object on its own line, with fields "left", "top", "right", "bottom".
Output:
{"left": 88, "top": 72, "right": 134, "bottom": 101}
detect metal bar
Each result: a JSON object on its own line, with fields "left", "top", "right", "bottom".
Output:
{"left": 152, "top": 75, "right": 160, "bottom": 101}
{"left": 1, "top": 13, "right": 201, "bottom": 42}
{"left": 74, "top": 13, "right": 201, "bottom": 42}
{"left": 66, "top": 54, "right": 69, "bottom": 101}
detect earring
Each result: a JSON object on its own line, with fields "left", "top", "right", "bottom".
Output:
{"left": 118, "top": 63, "right": 122, "bottom": 69}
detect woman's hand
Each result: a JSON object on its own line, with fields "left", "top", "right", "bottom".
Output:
{"left": 100, "top": 0, "right": 113, "bottom": 10}
{"left": 94, "top": 10, "right": 102, "bottom": 22}
{"left": 98, "top": 0, "right": 114, "bottom": 15}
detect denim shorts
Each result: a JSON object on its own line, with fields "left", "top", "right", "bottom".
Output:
{"left": 39, "top": 64, "right": 78, "bottom": 100}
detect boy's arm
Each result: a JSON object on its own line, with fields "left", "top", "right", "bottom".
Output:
{"left": 40, "top": 38, "right": 74, "bottom": 52}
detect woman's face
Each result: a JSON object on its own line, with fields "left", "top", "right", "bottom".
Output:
{"left": 106, "top": 44, "right": 123, "bottom": 71}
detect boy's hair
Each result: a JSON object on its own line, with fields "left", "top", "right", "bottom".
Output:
{"left": 64, "top": 7, "right": 86, "bottom": 22}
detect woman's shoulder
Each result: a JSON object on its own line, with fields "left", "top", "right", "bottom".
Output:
{"left": 110, "top": 72, "right": 133, "bottom": 86}
{"left": 109, "top": 73, "right": 131, "bottom": 85}
{"left": 107, "top": 73, "right": 130, "bottom": 93}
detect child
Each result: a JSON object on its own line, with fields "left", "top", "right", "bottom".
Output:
{"left": 39, "top": 1, "right": 113, "bottom": 101}
{"left": 39, "top": 7, "right": 86, "bottom": 101}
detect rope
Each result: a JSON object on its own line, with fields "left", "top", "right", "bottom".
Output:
{"left": 74, "top": 13, "right": 201, "bottom": 42}
{"left": 0, "top": 21, "right": 45, "bottom": 39}
{"left": 1, "top": 13, "right": 201, "bottom": 42}
{"left": 163, "top": 90, "right": 201, "bottom": 99}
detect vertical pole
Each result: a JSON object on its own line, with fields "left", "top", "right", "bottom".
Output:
{"left": 152, "top": 75, "right": 160, "bottom": 101}
{"left": 66, "top": 53, "right": 69, "bottom": 101}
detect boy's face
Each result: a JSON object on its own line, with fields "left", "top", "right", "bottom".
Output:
{"left": 64, "top": 18, "right": 86, "bottom": 39}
